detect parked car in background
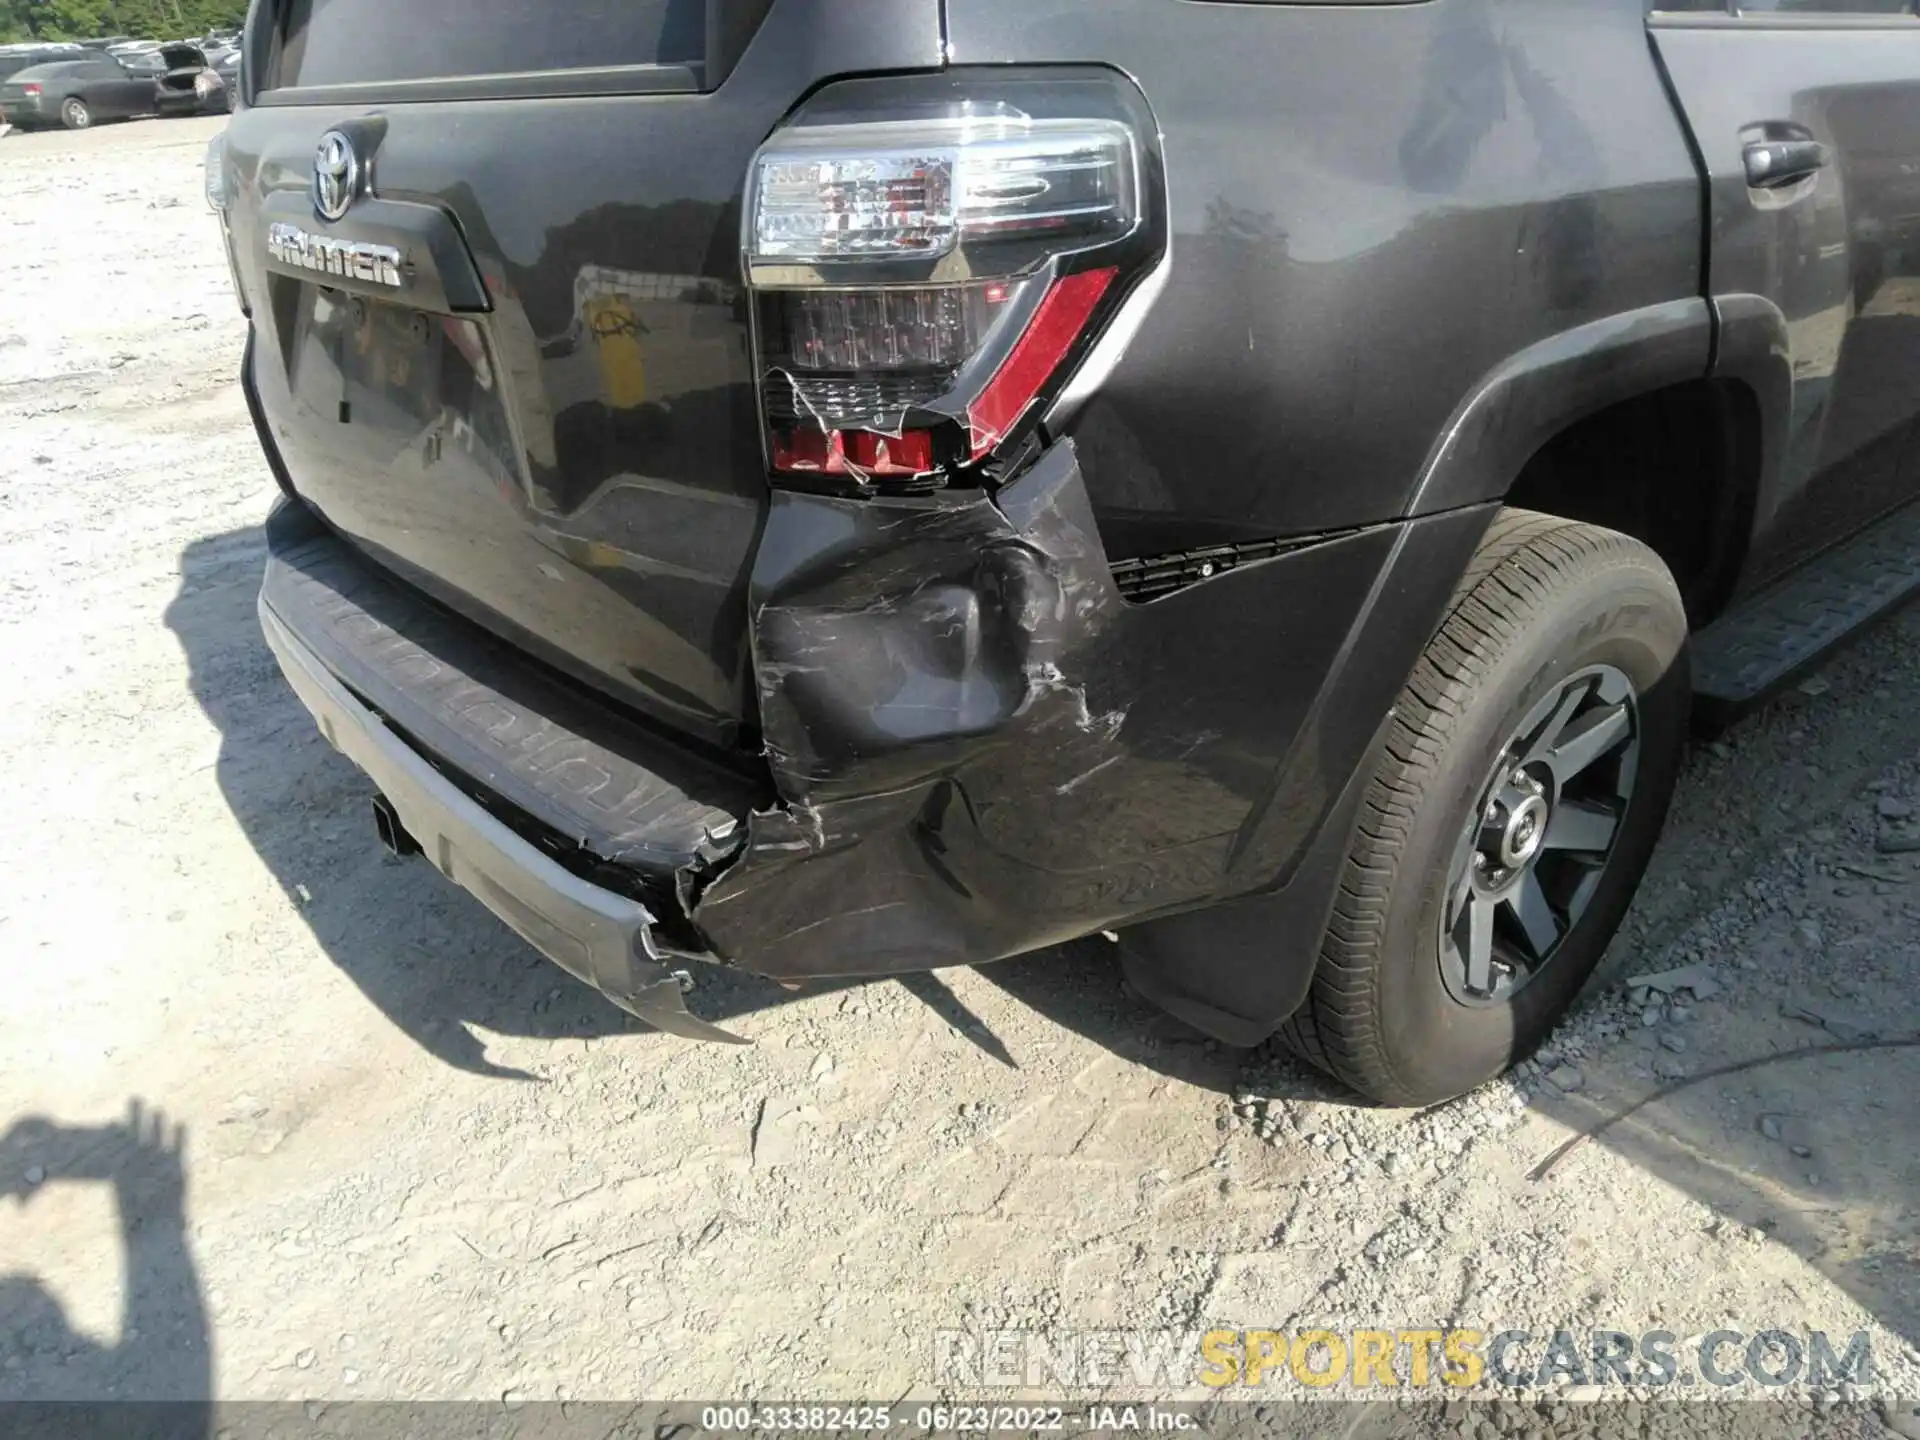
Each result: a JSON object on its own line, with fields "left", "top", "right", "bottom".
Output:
{"left": 193, "top": 47, "right": 240, "bottom": 115}
{"left": 0, "top": 43, "right": 70, "bottom": 130}
{"left": 0, "top": 43, "right": 82, "bottom": 80}
{"left": 153, "top": 43, "right": 220, "bottom": 117}
{"left": 105, "top": 41, "right": 161, "bottom": 76}
{"left": 0, "top": 53, "right": 155, "bottom": 130}
{"left": 0, "top": 43, "right": 79, "bottom": 132}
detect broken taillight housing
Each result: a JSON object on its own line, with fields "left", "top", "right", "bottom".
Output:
{"left": 745, "top": 102, "right": 1151, "bottom": 489}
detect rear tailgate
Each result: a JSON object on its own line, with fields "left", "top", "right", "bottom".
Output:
{"left": 225, "top": 0, "right": 944, "bottom": 750}
{"left": 159, "top": 42, "right": 206, "bottom": 96}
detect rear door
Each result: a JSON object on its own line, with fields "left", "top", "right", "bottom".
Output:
{"left": 112, "top": 54, "right": 162, "bottom": 112}
{"left": 87, "top": 59, "right": 148, "bottom": 116}
{"left": 226, "top": 0, "right": 943, "bottom": 750}
{"left": 46, "top": 61, "right": 108, "bottom": 117}
{"left": 1651, "top": 0, "right": 1920, "bottom": 581}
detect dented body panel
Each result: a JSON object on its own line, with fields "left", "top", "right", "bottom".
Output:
{"left": 692, "top": 443, "right": 1495, "bottom": 985}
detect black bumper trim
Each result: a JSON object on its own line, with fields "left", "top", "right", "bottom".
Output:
{"left": 260, "top": 501, "right": 766, "bottom": 882}
{"left": 257, "top": 596, "right": 747, "bottom": 1044}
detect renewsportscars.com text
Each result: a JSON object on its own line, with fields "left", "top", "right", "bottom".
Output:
{"left": 934, "top": 1327, "right": 1874, "bottom": 1392}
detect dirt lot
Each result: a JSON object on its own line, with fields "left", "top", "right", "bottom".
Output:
{"left": 2, "top": 118, "right": 1918, "bottom": 1422}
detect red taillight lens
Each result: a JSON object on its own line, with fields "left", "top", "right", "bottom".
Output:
{"left": 22, "top": 84, "right": 40, "bottom": 96}
{"left": 967, "top": 267, "right": 1116, "bottom": 457}
{"left": 770, "top": 426, "right": 935, "bottom": 478}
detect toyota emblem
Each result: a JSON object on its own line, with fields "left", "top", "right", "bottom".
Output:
{"left": 312, "top": 131, "right": 361, "bottom": 223}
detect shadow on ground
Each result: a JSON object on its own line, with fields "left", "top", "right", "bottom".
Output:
{"left": 166, "top": 523, "right": 1919, "bottom": 1354}
{"left": 0, "top": 1100, "right": 210, "bottom": 1419}
{"left": 1520, "top": 1029, "right": 1920, "bottom": 1354}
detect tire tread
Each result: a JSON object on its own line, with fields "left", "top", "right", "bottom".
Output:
{"left": 1283, "top": 509, "right": 1676, "bottom": 1104}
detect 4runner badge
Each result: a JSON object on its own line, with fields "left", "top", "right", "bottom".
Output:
{"left": 266, "top": 223, "right": 404, "bottom": 289}
{"left": 312, "top": 130, "right": 361, "bottom": 221}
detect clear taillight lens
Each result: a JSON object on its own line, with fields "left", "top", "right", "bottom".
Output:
{"left": 749, "top": 118, "right": 1138, "bottom": 264}
{"left": 204, "top": 131, "right": 247, "bottom": 315}
{"left": 754, "top": 149, "right": 955, "bottom": 260}
{"left": 746, "top": 113, "right": 1143, "bottom": 486}
{"left": 203, "top": 131, "right": 228, "bottom": 212}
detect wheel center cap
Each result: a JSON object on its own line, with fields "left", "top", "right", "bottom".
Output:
{"left": 1501, "top": 794, "right": 1550, "bottom": 868}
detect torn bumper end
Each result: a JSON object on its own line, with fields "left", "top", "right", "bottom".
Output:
{"left": 257, "top": 601, "right": 747, "bottom": 1044}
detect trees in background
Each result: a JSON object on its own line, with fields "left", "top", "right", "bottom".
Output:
{"left": 1, "top": 0, "right": 250, "bottom": 43}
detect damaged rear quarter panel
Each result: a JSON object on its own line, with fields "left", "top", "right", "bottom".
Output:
{"left": 691, "top": 441, "right": 1402, "bottom": 978}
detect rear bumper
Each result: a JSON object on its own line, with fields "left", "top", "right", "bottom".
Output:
{"left": 258, "top": 445, "right": 1492, "bottom": 1043}
{"left": 257, "top": 581, "right": 750, "bottom": 1044}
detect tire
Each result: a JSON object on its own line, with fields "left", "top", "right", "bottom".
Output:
{"left": 1284, "top": 509, "right": 1690, "bottom": 1107}
{"left": 60, "top": 96, "right": 91, "bottom": 131}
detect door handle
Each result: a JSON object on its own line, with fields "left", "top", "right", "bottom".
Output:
{"left": 1743, "top": 137, "right": 1829, "bottom": 190}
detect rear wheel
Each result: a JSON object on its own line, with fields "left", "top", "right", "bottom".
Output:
{"left": 1285, "top": 509, "right": 1689, "bottom": 1107}
{"left": 60, "top": 97, "right": 91, "bottom": 131}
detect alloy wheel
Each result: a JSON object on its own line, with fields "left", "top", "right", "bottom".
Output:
{"left": 1438, "top": 665, "right": 1641, "bottom": 1007}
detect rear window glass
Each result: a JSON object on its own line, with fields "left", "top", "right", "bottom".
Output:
{"left": 267, "top": 0, "right": 705, "bottom": 89}
{"left": 0, "top": 52, "right": 68, "bottom": 79}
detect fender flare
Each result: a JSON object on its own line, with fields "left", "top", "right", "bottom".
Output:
{"left": 1708, "top": 293, "right": 1792, "bottom": 543}
{"left": 1404, "top": 297, "right": 1715, "bottom": 518}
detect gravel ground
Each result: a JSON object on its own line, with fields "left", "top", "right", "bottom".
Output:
{"left": 1, "top": 119, "right": 1918, "bottom": 1427}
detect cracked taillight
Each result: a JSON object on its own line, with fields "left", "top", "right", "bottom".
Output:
{"left": 745, "top": 108, "right": 1144, "bottom": 489}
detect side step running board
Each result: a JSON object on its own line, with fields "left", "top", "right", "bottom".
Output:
{"left": 1692, "top": 500, "right": 1920, "bottom": 731}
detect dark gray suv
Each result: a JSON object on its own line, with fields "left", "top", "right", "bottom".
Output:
{"left": 211, "top": 0, "right": 1920, "bottom": 1105}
